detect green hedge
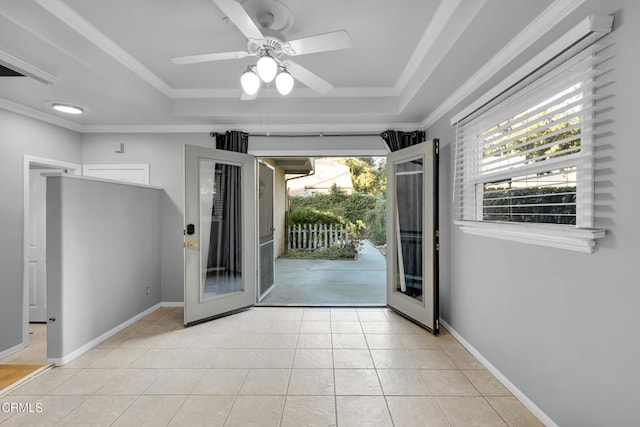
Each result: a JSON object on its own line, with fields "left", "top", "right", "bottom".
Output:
{"left": 483, "top": 186, "right": 576, "bottom": 225}
{"left": 289, "top": 207, "right": 344, "bottom": 225}
{"left": 290, "top": 191, "right": 377, "bottom": 224}
{"left": 364, "top": 198, "right": 387, "bottom": 245}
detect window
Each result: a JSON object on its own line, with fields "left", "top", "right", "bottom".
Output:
{"left": 452, "top": 47, "right": 606, "bottom": 252}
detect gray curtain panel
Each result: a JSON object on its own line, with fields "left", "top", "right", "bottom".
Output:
{"left": 212, "top": 130, "right": 249, "bottom": 274}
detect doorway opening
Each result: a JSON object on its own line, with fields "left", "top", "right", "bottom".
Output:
{"left": 184, "top": 138, "right": 438, "bottom": 332}
{"left": 256, "top": 156, "right": 387, "bottom": 306}
{"left": 5, "top": 156, "right": 81, "bottom": 368}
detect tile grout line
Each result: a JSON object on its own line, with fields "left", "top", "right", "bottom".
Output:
{"left": 330, "top": 313, "right": 339, "bottom": 427}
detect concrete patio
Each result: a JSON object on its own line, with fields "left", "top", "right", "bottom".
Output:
{"left": 259, "top": 240, "right": 387, "bottom": 305}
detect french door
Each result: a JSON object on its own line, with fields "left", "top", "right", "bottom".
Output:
{"left": 386, "top": 139, "right": 440, "bottom": 333}
{"left": 183, "top": 145, "right": 256, "bottom": 325}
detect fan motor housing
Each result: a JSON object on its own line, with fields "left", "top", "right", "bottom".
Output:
{"left": 247, "top": 29, "right": 286, "bottom": 57}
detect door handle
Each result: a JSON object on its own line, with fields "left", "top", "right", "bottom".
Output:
{"left": 185, "top": 241, "right": 199, "bottom": 249}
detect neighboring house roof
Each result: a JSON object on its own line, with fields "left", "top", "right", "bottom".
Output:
{"left": 287, "top": 158, "right": 353, "bottom": 196}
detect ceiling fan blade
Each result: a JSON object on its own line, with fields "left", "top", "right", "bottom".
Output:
{"left": 284, "top": 60, "right": 333, "bottom": 94}
{"left": 241, "top": 90, "right": 258, "bottom": 101}
{"left": 212, "top": 0, "right": 264, "bottom": 42}
{"left": 282, "top": 30, "right": 352, "bottom": 56}
{"left": 171, "top": 51, "right": 251, "bottom": 65}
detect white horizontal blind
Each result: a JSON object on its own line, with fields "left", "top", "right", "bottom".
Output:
{"left": 453, "top": 47, "right": 599, "bottom": 227}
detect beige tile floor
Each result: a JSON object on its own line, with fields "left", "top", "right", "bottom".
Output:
{"left": 1, "top": 307, "right": 543, "bottom": 426}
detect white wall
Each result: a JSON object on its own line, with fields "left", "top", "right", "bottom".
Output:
{"left": 0, "top": 108, "right": 81, "bottom": 356}
{"left": 426, "top": 1, "right": 640, "bottom": 425}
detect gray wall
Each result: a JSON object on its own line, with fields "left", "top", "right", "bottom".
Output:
{"left": 46, "top": 175, "right": 161, "bottom": 361}
{"left": 80, "top": 133, "right": 214, "bottom": 303}
{"left": 0, "top": 109, "right": 81, "bottom": 355}
{"left": 426, "top": 1, "right": 639, "bottom": 425}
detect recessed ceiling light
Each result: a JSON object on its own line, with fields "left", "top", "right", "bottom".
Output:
{"left": 51, "top": 103, "right": 84, "bottom": 114}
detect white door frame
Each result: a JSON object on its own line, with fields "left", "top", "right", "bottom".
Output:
{"left": 22, "top": 155, "right": 81, "bottom": 347}
{"left": 385, "top": 140, "right": 439, "bottom": 333}
{"left": 257, "top": 160, "right": 276, "bottom": 301}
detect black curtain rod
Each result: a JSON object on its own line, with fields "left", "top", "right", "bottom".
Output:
{"left": 209, "top": 132, "right": 382, "bottom": 138}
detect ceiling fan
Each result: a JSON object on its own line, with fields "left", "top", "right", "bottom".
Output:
{"left": 171, "top": 0, "right": 352, "bottom": 99}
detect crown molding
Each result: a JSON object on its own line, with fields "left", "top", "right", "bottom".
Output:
{"left": 79, "top": 121, "right": 423, "bottom": 134}
{"left": 2, "top": 94, "right": 419, "bottom": 135}
{"left": 34, "top": 0, "right": 172, "bottom": 96}
{"left": 0, "top": 48, "right": 58, "bottom": 85}
{"left": 169, "top": 86, "right": 398, "bottom": 99}
{"left": 0, "top": 98, "right": 83, "bottom": 132}
{"left": 399, "top": 0, "right": 486, "bottom": 113}
{"left": 397, "top": 0, "right": 481, "bottom": 115}
{"left": 421, "top": 0, "right": 587, "bottom": 129}
{"left": 394, "top": 0, "right": 461, "bottom": 93}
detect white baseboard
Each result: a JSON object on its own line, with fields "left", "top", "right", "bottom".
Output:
{"left": 439, "top": 318, "right": 557, "bottom": 427}
{"left": 160, "top": 301, "right": 184, "bottom": 307}
{"left": 0, "top": 342, "right": 26, "bottom": 360}
{"left": 48, "top": 303, "right": 162, "bottom": 366}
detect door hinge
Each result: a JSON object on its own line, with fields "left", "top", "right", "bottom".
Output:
{"left": 435, "top": 243, "right": 441, "bottom": 251}
{"left": 435, "top": 229, "right": 440, "bottom": 237}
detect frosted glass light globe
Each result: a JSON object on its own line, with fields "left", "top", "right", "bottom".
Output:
{"left": 240, "top": 69, "right": 260, "bottom": 95}
{"left": 256, "top": 54, "right": 277, "bottom": 83}
{"left": 275, "top": 70, "right": 294, "bottom": 95}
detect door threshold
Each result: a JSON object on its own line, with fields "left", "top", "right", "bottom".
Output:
{"left": 0, "top": 363, "right": 53, "bottom": 397}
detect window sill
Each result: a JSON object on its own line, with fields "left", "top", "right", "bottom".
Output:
{"left": 453, "top": 220, "right": 606, "bottom": 253}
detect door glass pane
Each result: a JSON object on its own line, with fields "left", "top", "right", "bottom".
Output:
{"left": 395, "top": 158, "right": 423, "bottom": 302}
{"left": 259, "top": 163, "right": 274, "bottom": 243}
{"left": 200, "top": 159, "right": 243, "bottom": 300}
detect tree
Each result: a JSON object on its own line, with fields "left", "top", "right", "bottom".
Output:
{"left": 340, "top": 157, "right": 386, "bottom": 195}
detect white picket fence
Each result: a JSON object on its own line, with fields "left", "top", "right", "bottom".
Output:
{"left": 288, "top": 223, "right": 350, "bottom": 250}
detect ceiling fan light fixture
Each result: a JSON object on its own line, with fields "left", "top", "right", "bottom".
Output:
{"left": 256, "top": 53, "right": 277, "bottom": 83}
{"left": 240, "top": 68, "right": 260, "bottom": 95}
{"left": 275, "top": 69, "right": 294, "bottom": 95}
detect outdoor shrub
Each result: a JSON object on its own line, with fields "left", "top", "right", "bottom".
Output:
{"left": 482, "top": 186, "right": 577, "bottom": 225}
{"left": 281, "top": 237, "right": 362, "bottom": 260}
{"left": 289, "top": 207, "right": 344, "bottom": 225}
{"left": 341, "top": 194, "right": 377, "bottom": 224}
{"left": 365, "top": 198, "right": 386, "bottom": 245}
{"left": 290, "top": 192, "right": 376, "bottom": 224}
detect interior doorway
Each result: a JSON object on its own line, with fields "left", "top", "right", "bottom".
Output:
{"left": 256, "top": 156, "right": 387, "bottom": 306}
{"left": 13, "top": 156, "right": 81, "bottom": 365}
